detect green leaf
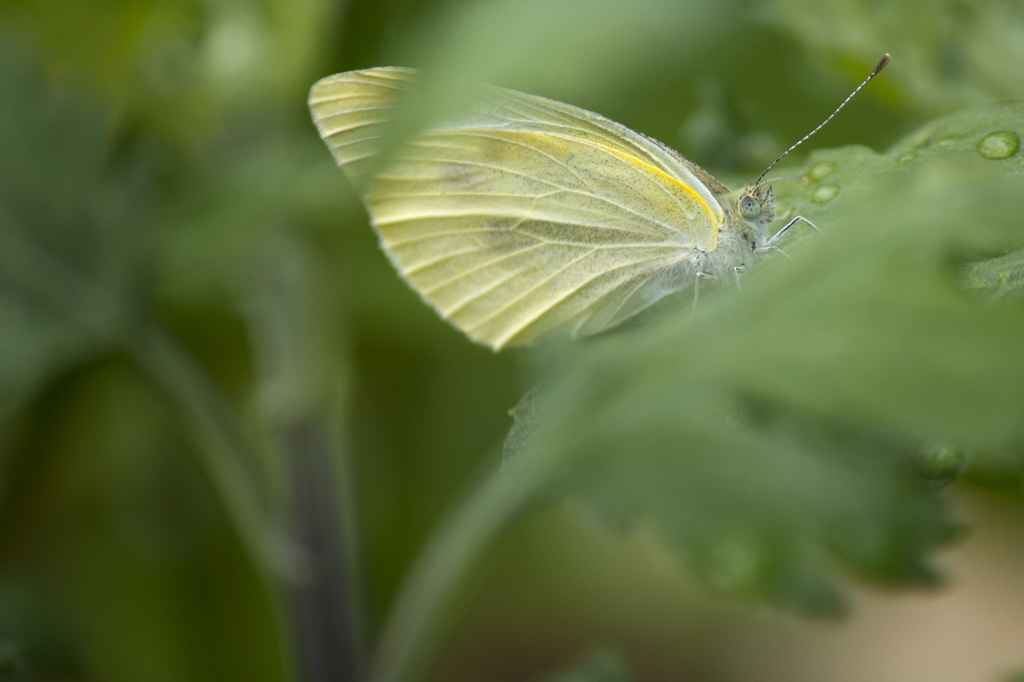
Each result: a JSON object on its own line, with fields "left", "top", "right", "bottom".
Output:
{"left": 768, "top": 1, "right": 1024, "bottom": 113}
{"left": 0, "top": 40, "right": 287, "bottom": 584}
{"left": 505, "top": 103, "right": 1024, "bottom": 613}
{"left": 0, "top": 46, "right": 133, "bottom": 409}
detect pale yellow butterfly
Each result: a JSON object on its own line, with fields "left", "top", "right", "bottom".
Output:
{"left": 309, "top": 56, "right": 889, "bottom": 350}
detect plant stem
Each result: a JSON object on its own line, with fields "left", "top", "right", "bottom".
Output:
{"left": 369, "top": 458, "right": 543, "bottom": 682}
{"left": 281, "top": 419, "right": 361, "bottom": 682}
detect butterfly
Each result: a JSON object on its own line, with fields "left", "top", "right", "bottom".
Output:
{"left": 309, "top": 57, "right": 888, "bottom": 350}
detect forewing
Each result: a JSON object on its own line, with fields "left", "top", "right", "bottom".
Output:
{"left": 309, "top": 67, "right": 721, "bottom": 348}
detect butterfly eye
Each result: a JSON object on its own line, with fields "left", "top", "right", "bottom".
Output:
{"left": 740, "top": 195, "right": 762, "bottom": 220}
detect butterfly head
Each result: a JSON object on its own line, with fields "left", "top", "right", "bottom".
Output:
{"left": 721, "top": 183, "right": 776, "bottom": 250}
{"left": 738, "top": 184, "right": 775, "bottom": 227}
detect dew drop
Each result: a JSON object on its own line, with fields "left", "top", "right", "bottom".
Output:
{"left": 934, "top": 135, "right": 961, "bottom": 148}
{"left": 807, "top": 162, "right": 835, "bottom": 181}
{"left": 913, "top": 444, "right": 970, "bottom": 488}
{"left": 976, "top": 130, "right": 1019, "bottom": 159}
{"left": 897, "top": 151, "right": 916, "bottom": 164}
{"left": 812, "top": 184, "right": 839, "bottom": 203}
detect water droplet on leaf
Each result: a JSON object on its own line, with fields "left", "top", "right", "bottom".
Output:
{"left": 812, "top": 184, "right": 839, "bottom": 203}
{"left": 807, "top": 162, "right": 835, "bottom": 181}
{"left": 976, "top": 130, "right": 1019, "bottom": 160}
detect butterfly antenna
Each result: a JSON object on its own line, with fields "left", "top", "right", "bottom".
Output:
{"left": 754, "top": 53, "right": 890, "bottom": 187}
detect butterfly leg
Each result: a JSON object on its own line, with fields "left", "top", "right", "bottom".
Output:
{"left": 693, "top": 271, "right": 715, "bottom": 310}
{"left": 767, "top": 215, "right": 819, "bottom": 247}
{"left": 731, "top": 265, "right": 744, "bottom": 289}
{"left": 754, "top": 244, "right": 793, "bottom": 260}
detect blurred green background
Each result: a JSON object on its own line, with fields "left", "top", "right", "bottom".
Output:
{"left": 1, "top": 0, "right": 1024, "bottom": 681}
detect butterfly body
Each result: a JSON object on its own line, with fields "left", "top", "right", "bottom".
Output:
{"left": 310, "top": 67, "right": 777, "bottom": 349}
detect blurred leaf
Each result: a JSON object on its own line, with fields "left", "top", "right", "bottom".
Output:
{"left": 0, "top": 0, "right": 332, "bottom": 146}
{"left": 0, "top": 36, "right": 292, "bottom": 585}
{"left": 0, "top": 289, "right": 98, "bottom": 411}
{"left": 766, "top": 0, "right": 1024, "bottom": 113}
{"left": 0, "top": 44, "right": 139, "bottom": 409}
{"left": 504, "top": 103, "right": 1024, "bottom": 613}
{"left": 404, "top": 0, "right": 729, "bottom": 96}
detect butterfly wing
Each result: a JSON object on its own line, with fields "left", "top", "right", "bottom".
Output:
{"left": 309, "top": 67, "right": 728, "bottom": 349}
